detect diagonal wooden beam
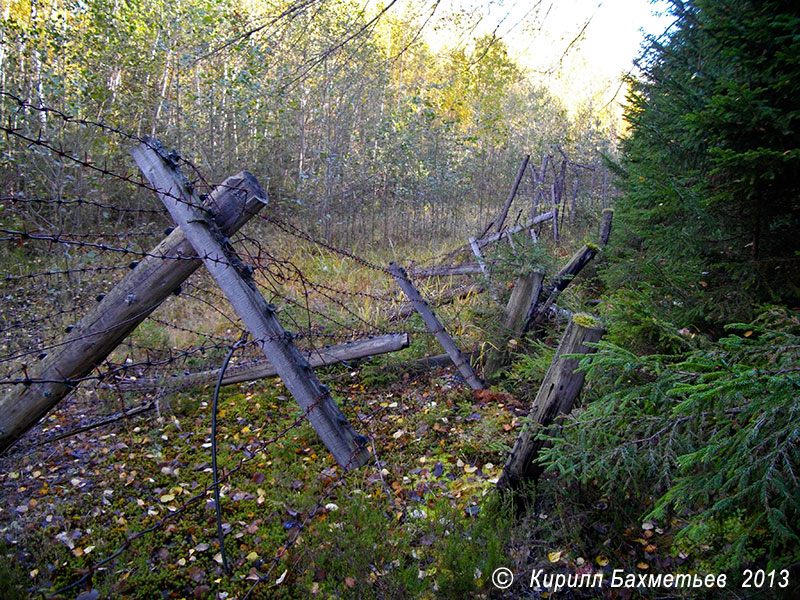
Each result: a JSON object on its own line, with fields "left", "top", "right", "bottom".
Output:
{"left": 132, "top": 139, "right": 370, "bottom": 470}
{"left": 388, "top": 262, "right": 483, "bottom": 390}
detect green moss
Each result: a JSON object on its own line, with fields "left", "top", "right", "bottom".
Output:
{"left": 585, "top": 242, "right": 600, "bottom": 253}
{"left": 573, "top": 312, "right": 602, "bottom": 328}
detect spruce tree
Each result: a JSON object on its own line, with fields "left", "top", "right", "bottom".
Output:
{"left": 610, "top": 0, "right": 800, "bottom": 329}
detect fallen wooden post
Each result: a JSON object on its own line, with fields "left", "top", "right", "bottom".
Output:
{"left": 0, "top": 171, "right": 267, "bottom": 453}
{"left": 114, "top": 333, "right": 410, "bottom": 393}
{"left": 483, "top": 269, "right": 545, "bottom": 380}
{"left": 477, "top": 211, "right": 553, "bottom": 248}
{"left": 497, "top": 314, "right": 605, "bottom": 491}
{"left": 387, "top": 263, "right": 483, "bottom": 390}
{"left": 133, "top": 139, "right": 369, "bottom": 470}
{"left": 436, "top": 211, "right": 554, "bottom": 267}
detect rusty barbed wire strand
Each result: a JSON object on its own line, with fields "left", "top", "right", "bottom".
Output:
{"left": 0, "top": 96, "right": 488, "bottom": 600}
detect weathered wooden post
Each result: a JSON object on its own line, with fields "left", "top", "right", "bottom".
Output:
{"left": 569, "top": 177, "right": 579, "bottom": 226}
{"left": 483, "top": 269, "right": 545, "bottom": 380}
{"left": 551, "top": 184, "right": 559, "bottom": 243}
{"left": 483, "top": 154, "right": 530, "bottom": 236}
{"left": 0, "top": 172, "right": 266, "bottom": 453}
{"left": 599, "top": 207, "right": 614, "bottom": 246}
{"left": 132, "top": 140, "right": 370, "bottom": 470}
{"left": 497, "top": 314, "right": 605, "bottom": 490}
{"left": 529, "top": 156, "right": 550, "bottom": 219}
{"left": 526, "top": 243, "right": 599, "bottom": 331}
{"left": 387, "top": 262, "right": 483, "bottom": 390}
{"left": 525, "top": 210, "right": 612, "bottom": 331}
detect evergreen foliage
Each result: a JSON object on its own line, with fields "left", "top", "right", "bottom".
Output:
{"left": 541, "top": 306, "right": 800, "bottom": 572}
{"left": 530, "top": 0, "right": 800, "bottom": 582}
{"left": 607, "top": 0, "right": 800, "bottom": 328}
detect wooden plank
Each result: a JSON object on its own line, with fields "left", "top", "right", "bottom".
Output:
{"left": 387, "top": 263, "right": 483, "bottom": 390}
{"left": 0, "top": 171, "right": 267, "bottom": 453}
{"left": 132, "top": 140, "right": 369, "bottom": 470}
{"left": 115, "top": 334, "right": 410, "bottom": 392}
{"left": 497, "top": 314, "right": 605, "bottom": 490}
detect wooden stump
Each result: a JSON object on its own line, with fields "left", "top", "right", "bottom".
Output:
{"left": 483, "top": 269, "right": 545, "bottom": 380}
{"left": 497, "top": 314, "right": 605, "bottom": 491}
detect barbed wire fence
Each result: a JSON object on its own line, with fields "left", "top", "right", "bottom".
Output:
{"left": 0, "top": 93, "right": 493, "bottom": 598}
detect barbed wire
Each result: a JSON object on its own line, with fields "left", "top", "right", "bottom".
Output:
{"left": 0, "top": 97, "right": 493, "bottom": 600}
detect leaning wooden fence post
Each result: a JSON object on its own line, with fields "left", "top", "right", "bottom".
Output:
{"left": 387, "top": 263, "right": 484, "bottom": 390}
{"left": 526, "top": 243, "right": 599, "bottom": 331}
{"left": 497, "top": 314, "right": 605, "bottom": 491}
{"left": 484, "top": 154, "right": 530, "bottom": 236}
{"left": 132, "top": 140, "right": 369, "bottom": 470}
{"left": 0, "top": 171, "right": 267, "bottom": 453}
{"left": 525, "top": 209, "right": 613, "bottom": 332}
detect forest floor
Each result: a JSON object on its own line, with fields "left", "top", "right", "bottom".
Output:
{"left": 0, "top": 230, "right": 696, "bottom": 600}
{"left": 0, "top": 351, "right": 688, "bottom": 600}
{"left": 0, "top": 357, "right": 526, "bottom": 599}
